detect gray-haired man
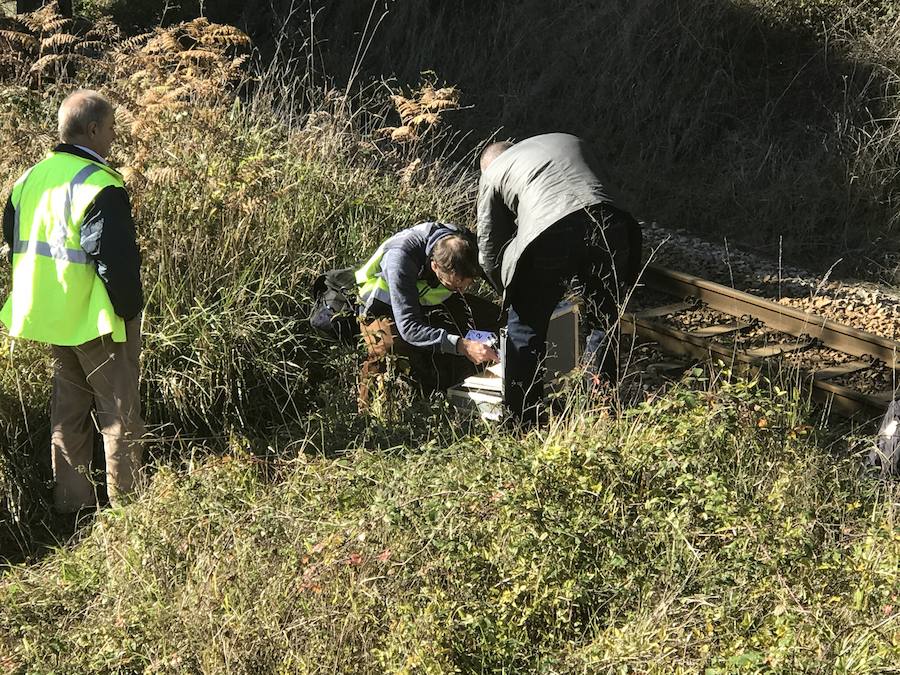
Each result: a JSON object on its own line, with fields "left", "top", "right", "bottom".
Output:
{"left": 1, "top": 89, "right": 144, "bottom": 512}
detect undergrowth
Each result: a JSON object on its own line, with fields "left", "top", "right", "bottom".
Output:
{"left": 0, "top": 8, "right": 472, "bottom": 555}
{"left": 0, "top": 379, "right": 897, "bottom": 672}
{"left": 249, "top": 0, "right": 900, "bottom": 277}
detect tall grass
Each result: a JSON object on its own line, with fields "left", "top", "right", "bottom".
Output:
{"left": 0, "top": 10, "right": 474, "bottom": 557}
{"left": 21, "top": 1, "right": 900, "bottom": 272}
{"left": 0, "top": 7, "right": 897, "bottom": 671}
{"left": 0, "top": 378, "right": 897, "bottom": 672}
{"left": 234, "top": 0, "right": 900, "bottom": 277}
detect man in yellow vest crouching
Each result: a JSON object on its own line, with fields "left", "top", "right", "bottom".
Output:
{"left": 354, "top": 222, "right": 500, "bottom": 410}
{"left": 1, "top": 89, "right": 144, "bottom": 513}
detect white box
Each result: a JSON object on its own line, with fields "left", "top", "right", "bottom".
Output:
{"left": 448, "top": 302, "right": 580, "bottom": 420}
{"left": 447, "top": 385, "right": 505, "bottom": 421}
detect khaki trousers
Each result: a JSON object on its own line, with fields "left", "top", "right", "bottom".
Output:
{"left": 50, "top": 317, "right": 145, "bottom": 512}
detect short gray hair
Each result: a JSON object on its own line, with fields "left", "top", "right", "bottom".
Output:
{"left": 58, "top": 89, "right": 113, "bottom": 142}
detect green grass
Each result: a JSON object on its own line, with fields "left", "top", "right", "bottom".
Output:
{"left": 0, "top": 379, "right": 897, "bottom": 672}
{"left": 0, "top": 59, "right": 473, "bottom": 554}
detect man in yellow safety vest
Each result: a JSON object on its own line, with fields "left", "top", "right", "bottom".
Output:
{"left": 352, "top": 222, "right": 499, "bottom": 409}
{"left": 1, "top": 89, "right": 144, "bottom": 514}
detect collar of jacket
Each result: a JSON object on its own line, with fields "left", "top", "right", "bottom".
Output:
{"left": 52, "top": 143, "right": 109, "bottom": 165}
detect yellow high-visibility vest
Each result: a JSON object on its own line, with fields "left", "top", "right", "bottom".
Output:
{"left": 355, "top": 237, "right": 452, "bottom": 307}
{"left": 0, "top": 151, "right": 126, "bottom": 345}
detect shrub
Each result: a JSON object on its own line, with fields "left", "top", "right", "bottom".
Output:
{"left": 0, "top": 9, "right": 473, "bottom": 557}
{"left": 0, "top": 380, "right": 897, "bottom": 672}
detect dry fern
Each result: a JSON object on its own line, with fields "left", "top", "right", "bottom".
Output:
{"left": 424, "top": 98, "right": 457, "bottom": 112}
{"left": 74, "top": 40, "right": 108, "bottom": 56}
{"left": 114, "top": 105, "right": 136, "bottom": 128}
{"left": 143, "top": 32, "right": 182, "bottom": 55}
{"left": 390, "top": 94, "right": 422, "bottom": 123}
{"left": 40, "top": 17, "right": 73, "bottom": 34}
{"left": 390, "top": 126, "right": 416, "bottom": 142}
{"left": 230, "top": 55, "right": 249, "bottom": 70}
{"left": 127, "top": 69, "right": 154, "bottom": 86}
{"left": 381, "top": 82, "right": 460, "bottom": 148}
{"left": 40, "top": 33, "right": 80, "bottom": 51}
{"left": 84, "top": 17, "right": 122, "bottom": 43}
{"left": 30, "top": 53, "right": 101, "bottom": 74}
{"left": 145, "top": 167, "right": 181, "bottom": 186}
{"left": 19, "top": 6, "right": 58, "bottom": 33}
{"left": 0, "top": 11, "right": 254, "bottom": 181}
{"left": 117, "top": 33, "right": 153, "bottom": 52}
{"left": 177, "top": 49, "right": 220, "bottom": 63}
{"left": 410, "top": 112, "right": 440, "bottom": 126}
{"left": 398, "top": 157, "right": 423, "bottom": 186}
{"left": 185, "top": 17, "right": 211, "bottom": 31}
{"left": 432, "top": 86, "right": 458, "bottom": 100}
{"left": 0, "top": 30, "right": 38, "bottom": 52}
{"left": 28, "top": 53, "right": 70, "bottom": 74}
{"left": 118, "top": 166, "right": 146, "bottom": 186}
{"left": 128, "top": 115, "right": 156, "bottom": 138}
{"left": 201, "top": 25, "right": 251, "bottom": 49}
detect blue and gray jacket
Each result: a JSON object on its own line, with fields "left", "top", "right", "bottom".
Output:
{"left": 356, "top": 221, "right": 463, "bottom": 354}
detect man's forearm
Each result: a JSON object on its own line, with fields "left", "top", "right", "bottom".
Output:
{"left": 382, "top": 250, "right": 461, "bottom": 354}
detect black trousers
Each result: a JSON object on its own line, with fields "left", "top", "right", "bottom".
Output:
{"left": 505, "top": 204, "right": 642, "bottom": 426}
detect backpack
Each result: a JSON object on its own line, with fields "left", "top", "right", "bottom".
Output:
{"left": 309, "top": 267, "right": 360, "bottom": 344}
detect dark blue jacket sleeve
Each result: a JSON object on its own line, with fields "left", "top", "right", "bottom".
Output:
{"left": 3, "top": 194, "right": 13, "bottom": 264}
{"left": 381, "top": 248, "right": 460, "bottom": 354}
{"left": 80, "top": 186, "right": 144, "bottom": 320}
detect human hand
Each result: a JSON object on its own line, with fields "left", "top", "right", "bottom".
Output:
{"left": 457, "top": 338, "right": 499, "bottom": 365}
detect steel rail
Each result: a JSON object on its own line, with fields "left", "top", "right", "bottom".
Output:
{"left": 643, "top": 265, "right": 900, "bottom": 369}
{"left": 623, "top": 266, "right": 900, "bottom": 417}
{"left": 621, "top": 313, "right": 887, "bottom": 417}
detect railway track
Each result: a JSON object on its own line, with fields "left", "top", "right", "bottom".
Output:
{"left": 623, "top": 266, "right": 900, "bottom": 418}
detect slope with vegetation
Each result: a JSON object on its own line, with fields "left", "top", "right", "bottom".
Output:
{"left": 92, "top": 0, "right": 900, "bottom": 278}
{"left": 303, "top": 0, "right": 900, "bottom": 278}
{"left": 0, "top": 5, "right": 470, "bottom": 553}
{"left": 0, "top": 3, "right": 897, "bottom": 673}
{"left": 2, "top": 379, "right": 899, "bottom": 672}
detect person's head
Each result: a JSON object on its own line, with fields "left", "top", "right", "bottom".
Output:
{"left": 430, "top": 231, "right": 479, "bottom": 293}
{"left": 479, "top": 140, "right": 513, "bottom": 172}
{"left": 58, "top": 89, "right": 116, "bottom": 159}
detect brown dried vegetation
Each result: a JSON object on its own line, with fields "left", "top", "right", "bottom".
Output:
{"left": 0, "top": 8, "right": 251, "bottom": 190}
{"left": 378, "top": 83, "right": 460, "bottom": 144}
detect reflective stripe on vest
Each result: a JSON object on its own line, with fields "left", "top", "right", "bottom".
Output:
{"left": 355, "top": 239, "right": 452, "bottom": 307}
{"left": 0, "top": 152, "right": 127, "bottom": 345}
{"left": 11, "top": 163, "right": 99, "bottom": 264}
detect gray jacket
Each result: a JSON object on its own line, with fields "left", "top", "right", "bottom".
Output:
{"left": 476, "top": 133, "right": 618, "bottom": 291}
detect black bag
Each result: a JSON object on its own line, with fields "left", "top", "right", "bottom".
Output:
{"left": 309, "top": 267, "right": 360, "bottom": 344}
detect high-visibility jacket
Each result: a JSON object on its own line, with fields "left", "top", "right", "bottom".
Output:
{"left": 355, "top": 222, "right": 457, "bottom": 309}
{"left": 0, "top": 151, "right": 127, "bottom": 345}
